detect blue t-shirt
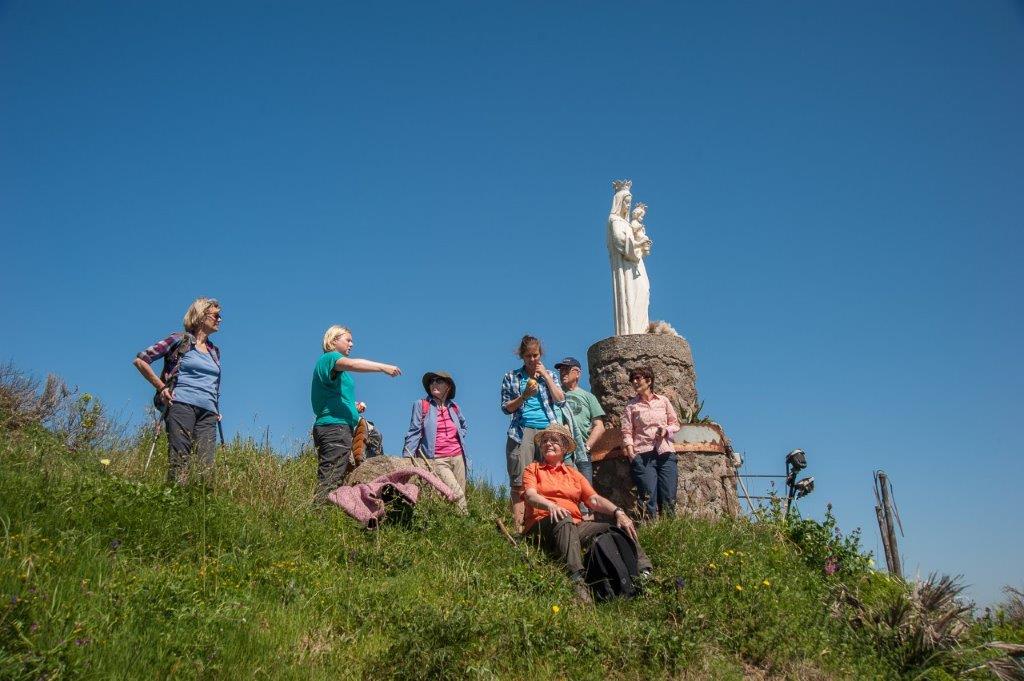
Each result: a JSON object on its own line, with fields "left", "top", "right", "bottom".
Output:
{"left": 172, "top": 348, "right": 220, "bottom": 413}
{"left": 519, "top": 376, "right": 550, "bottom": 429}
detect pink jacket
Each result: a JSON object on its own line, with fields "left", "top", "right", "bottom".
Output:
{"left": 621, "top": 393, "right": 680, "bottom": 455}
{"left": 328, "top": 467, "right": 460, "bottom": 527}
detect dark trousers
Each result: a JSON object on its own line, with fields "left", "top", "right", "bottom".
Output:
{"left": 312, "top": 423, "right": 354, "bottom": 502}
{"left": 526, "top": 516, "right": 653, "bottom": 575}
{"left": 165, "top": 402, "right": 218, "bottom": 485}
{"left": 630, "top": 451, "right": 678, "bottom": 519}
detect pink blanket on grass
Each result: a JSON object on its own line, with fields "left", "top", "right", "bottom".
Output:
{"left": 327, "top": 467, "right": 460, "bottom": 526}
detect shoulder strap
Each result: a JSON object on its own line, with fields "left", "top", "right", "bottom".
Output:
{"left": 421, "top": 399, "right": 430, "bottom": 417}
{"left": 171, "top": 333, "right": 193, "bottom": 360}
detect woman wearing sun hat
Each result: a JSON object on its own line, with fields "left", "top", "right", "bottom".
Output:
{"left": 403, "top": 371, "right": 469, "bottom": 513}
{"left": 522, "top": 423, "right": 652, "bottom": 600}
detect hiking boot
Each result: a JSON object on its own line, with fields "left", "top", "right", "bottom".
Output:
{"left": 570, "top": 572, "right": 593, "bottom": 605}
{"left": 573, "top": 580, "right": 594, "bottom": 605}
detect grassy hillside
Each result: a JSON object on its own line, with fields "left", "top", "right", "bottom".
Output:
{"left": 0, "top": 405, "right": 1020, "bottom": 679}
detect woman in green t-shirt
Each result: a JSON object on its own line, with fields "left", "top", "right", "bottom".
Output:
{"left": 311, "top": 325, "right": 401, "bottom": 502}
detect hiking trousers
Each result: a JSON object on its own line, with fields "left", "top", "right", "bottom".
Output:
{"left": 526, "top": 516, "right": 653, "bottom": 576}
{"left": 312, "top": 423, "right": 354, "bottom": 502}
{"left": 165, "top": 402, "right": 217, "bottom": 486}
{"left": 424, "top": 455, "right": 468, "bottom": 513}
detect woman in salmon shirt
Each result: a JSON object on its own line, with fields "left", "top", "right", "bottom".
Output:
{"left": 621, "top": 365, "right": 681, "bottom": 520}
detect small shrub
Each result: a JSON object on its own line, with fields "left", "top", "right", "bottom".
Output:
{"left": 0, "top": 362, "right": 68, "bottom": 430}
{"left": 1002, "top": 586, "right": 1024, "bottom": 626}
{"left": 843, "top": 573, "right": 972, "bottom": 676}
{"left": 765, "top": 501, "right": 873, "bottom": 578}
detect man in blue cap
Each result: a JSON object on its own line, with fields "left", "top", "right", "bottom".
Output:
{"left": 554, "top": 357, "right": 607, "bottom": 485}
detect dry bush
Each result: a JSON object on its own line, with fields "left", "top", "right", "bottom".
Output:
{"left": 0, "top": 362, "right": 69, "bottom": 430}
{"left": 0, "top": 361, "right": 117, "bottom": 451}
{"left": 1002, "top": 586, "right": 1024, "bottom": 625}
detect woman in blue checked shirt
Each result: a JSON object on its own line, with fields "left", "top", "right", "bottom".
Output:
{"left": 500, "top": 334, "right": 565, "bottom": 532}
{"left": 133, "top": 297, "right": 222, "bottom": 485}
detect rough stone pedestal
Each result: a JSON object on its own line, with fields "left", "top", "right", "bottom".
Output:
{"left": 591, "top": 433, "right": 740, "bottom": 521}
{"left": 586, "top": 335, "right": 738, "bottom": 521}
{"left": 587, "top": 334, "right": 698, "bottom": 428}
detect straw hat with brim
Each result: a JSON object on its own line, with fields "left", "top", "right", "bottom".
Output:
{"left": 422, "top": 371, "right": 456, "bottom": 399}
{"left": 535, "top": 423, "right": 576, "bottom": 452}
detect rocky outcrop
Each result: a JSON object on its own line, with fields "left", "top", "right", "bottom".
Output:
{"left": 343, "top": 455, "right": 433, "bottom": 486}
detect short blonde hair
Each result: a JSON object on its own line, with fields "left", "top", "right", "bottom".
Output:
{"left": 322, "top": 325, "right": 352, "bottom": 352}
{"left": 183, "top": 297, "right": 220, "bottom": 333}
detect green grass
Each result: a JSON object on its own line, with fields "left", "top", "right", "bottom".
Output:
{"left": 0, "top": 424, "right": 960, "bottom": 679}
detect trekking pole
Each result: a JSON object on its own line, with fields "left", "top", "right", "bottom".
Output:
{"left": 217, "top": 420, "right": 225, "bottom": 446}
{"left": 143, "top": 414, "right": 163, "bottom": 474}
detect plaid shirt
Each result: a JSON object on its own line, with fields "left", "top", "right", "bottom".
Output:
{"left": 500, "top": 367, "right": 565, "bottom": 442}
{"left": 137, "top": 332, "right": 221, "bottom": 400}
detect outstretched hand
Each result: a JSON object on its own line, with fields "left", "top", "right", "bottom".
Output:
{"left": 383, "top": 365, "right": 401, "bottom": 377}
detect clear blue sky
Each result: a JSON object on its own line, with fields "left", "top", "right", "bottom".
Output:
{"left": 2, "top": 2, "right": 1021, "bottom": 606}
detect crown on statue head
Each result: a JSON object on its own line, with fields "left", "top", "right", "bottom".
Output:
{"left": 612, "top": 179, "right": 632, "bottom": 192}
{"left": 633, "top": 201, "right": 647, "bottom": 212}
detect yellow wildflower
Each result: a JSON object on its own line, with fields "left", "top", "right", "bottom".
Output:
{"left": 762, "top": 579, "right": 771, "bottom": 587}
{"left": 551, "top": 605, "right": 560, "bottom": 614}
{"left": 99, "top": 459, "right": 111, "bottom": 466}
{"left": 735, "top": 584, "right": 743, "bottom": 591}
{"left": 708, "top": 562, "right": 717, "bottom": 570}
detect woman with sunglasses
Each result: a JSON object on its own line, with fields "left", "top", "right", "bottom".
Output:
{"left": 523, "top": 423, "right": 652, "bottom": 602}
{"left": 133, "top": 297, "right": 223, "bottom": 485}
{"left": 621, "top": 365, "right": 681, "bottom": 520}
{"left": 402, "top": 371, "right": 469, "bottom": 513}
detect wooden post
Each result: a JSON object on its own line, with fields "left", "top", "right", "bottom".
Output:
{"left": 874, "top": 504, "right": 895, "bottom": 573}
{"left": 876, "top": 473, "right": 901, "bottom": 577}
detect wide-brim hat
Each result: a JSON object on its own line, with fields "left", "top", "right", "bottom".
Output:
{"left": 535, "top": 423, "right": 576, "bottom": 452}
{"left": 422, "top": 371, "right": 456, "bottom": 399}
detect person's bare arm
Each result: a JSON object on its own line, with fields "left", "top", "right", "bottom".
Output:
{"left": 334, "top": 357, "right": 401, "bottom": 376}
{"left": 584, "top": 493, "right": 637, "bottom": 541}
{"left": 133, "top": 357, "right": 172, "bottom": 405}
{"left": 586, "top": 418, "right": 606, "bottom": 451}
{"left": 535, "top": 361, "right": 564, "bottom": 402}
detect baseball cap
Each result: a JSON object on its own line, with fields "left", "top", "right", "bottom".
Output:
{"left": 554, "top": 357, "right": 581, "bottom": 370}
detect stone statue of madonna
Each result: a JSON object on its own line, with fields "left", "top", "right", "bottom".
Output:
{"left": 606, "top": 179, "right": 651, "bottom": 335}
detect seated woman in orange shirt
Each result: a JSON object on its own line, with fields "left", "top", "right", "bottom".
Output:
{"left": 523, "top": 423, "right": 653, "bottom": 602}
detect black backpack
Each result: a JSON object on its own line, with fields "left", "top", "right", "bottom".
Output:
{"left": 152, "top": 334, "right": 194, "bottom": 410}
{"left": 364, "top": 420, "right": 384, "bottom": 458}
{"left": 584, "top": 527, "right": 640, "bottom": 602}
